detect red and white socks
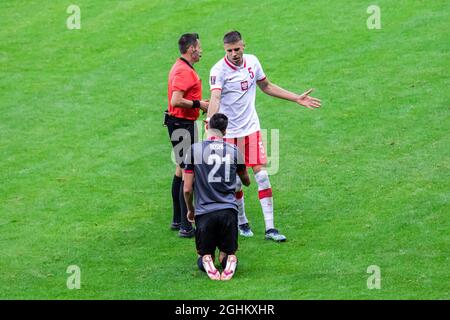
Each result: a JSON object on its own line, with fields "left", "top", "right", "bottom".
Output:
{"left": 235, "top": 170, "right": 274, "bottom": 231}
{"left": 255, "top": 170, "right": 274, "bottom": 231}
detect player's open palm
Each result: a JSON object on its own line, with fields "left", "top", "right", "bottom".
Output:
{"left": 296, "top": 89, "right": 321, "bottom": 110}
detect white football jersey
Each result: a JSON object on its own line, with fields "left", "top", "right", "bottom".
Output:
{"left": 209, "top": 54, "right": 266, "bottom": 138}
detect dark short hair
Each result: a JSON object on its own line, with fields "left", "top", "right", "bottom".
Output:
{"left": 209, "top": 113, "right": 228, "bottom": 134}
{"left": 178, "top": 33, "right": 199, "bottom": 54}
{"left": 223, "top": 31, "right": 242, "bottom": 44}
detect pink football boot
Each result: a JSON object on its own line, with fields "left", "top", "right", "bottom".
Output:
{"left": 220, "top": 255, "right": 237, "bottom": 281}
{"left": 202, "top": 255, "right": 220, "bottom": 280}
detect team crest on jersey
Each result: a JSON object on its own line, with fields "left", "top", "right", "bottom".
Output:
{"left": 210, "top": 76, "right": 216, "bottom": 85}
{"left": 241, "top": 80, "right": 248, "bottom": 91}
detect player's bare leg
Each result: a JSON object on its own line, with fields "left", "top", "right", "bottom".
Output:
{"left": 219, "top": 251, "right": 238, "bottom": 281}
{"left": 236, "top": 176, "right": 253, "bottom": 237}
{"left": 252, "top": 165, "right": 286, "bottom": 242}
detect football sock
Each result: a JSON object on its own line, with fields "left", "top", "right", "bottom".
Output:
{"left": 197, "top": 256, "right": 206, "bottom": 272}
{"left": 236, "top": 191, "right": 248, "bottom": 226}
{"left": 255, "top": 170, "right": 274, "bottom": 231}
{"left": 171, "top": 175, "right": 182, "bottom": 224}
{"left": 220, "top": 255, "right": 228, "bottom": 269}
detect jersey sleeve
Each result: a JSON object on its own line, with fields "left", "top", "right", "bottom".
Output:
{"left": 209, "top": 64, "right": 225, "bottom": 91}
{"left": 184, "top": 145, "right": 195, "bottom": 173}
{"left": 171, "top": 68, "right": 193, "bottom": 92}
{"left": 254, "top": 56, "right": 267, "bottom": 81}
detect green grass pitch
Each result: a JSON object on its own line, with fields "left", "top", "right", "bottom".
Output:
{"left": 0, "top": 0, "right": 449, "bottom": 299}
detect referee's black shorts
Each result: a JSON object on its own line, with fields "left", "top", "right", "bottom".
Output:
{"left": 165, "top": 115, "right": 197, "bottom": 169}
{"left": 195, "top": 209, "right": 238, "bottom": 256}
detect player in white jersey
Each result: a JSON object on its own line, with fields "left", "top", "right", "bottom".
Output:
{"left": 207, "top": 31, "right": 321, "bottom": 242}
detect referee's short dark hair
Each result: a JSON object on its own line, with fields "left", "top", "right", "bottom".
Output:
{"left": 209, "top": 113, "right": 228, "bottom": 134}
{"left": 223, "top": 31, "right": 242, "bottom": 44}
{"left": 178, "top": 33, "right": 199, "bottom": 54}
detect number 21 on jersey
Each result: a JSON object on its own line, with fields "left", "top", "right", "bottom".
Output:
{"left": 207, "top": 154, "right": 231, "bottom": 183}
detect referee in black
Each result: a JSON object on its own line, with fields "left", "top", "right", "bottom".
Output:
{"left": 165, "top": 33, "right": 209, "bottom": 237}
{"left": 183, "top": 113, "right": 251, "bottom": 280}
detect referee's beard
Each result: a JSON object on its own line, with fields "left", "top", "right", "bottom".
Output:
{"left": 192, "top": 52, "right": 201, "bottom": 63}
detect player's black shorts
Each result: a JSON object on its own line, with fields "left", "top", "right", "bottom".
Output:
{"left": 165, "top": 114, "right": 197, "bottom": 169}
{"left": 195, "top": 208, "right": 238, "bottom": 256}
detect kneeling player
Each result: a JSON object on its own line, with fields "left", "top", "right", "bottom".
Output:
{"left": 183, "top": 113, "right": 250, "bottom": 280}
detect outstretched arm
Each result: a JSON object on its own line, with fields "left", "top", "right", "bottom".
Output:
{"left": 257, "top": 78, "right": 321, "bottom": 110}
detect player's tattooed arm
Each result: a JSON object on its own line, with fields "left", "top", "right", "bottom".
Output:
{"left": 257, "top": 78, "right": 321, "bottom": 110}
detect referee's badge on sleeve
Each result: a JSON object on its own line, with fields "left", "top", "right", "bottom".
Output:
{"left": 210, "top": 76, "right": 216, "bottom": 85}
